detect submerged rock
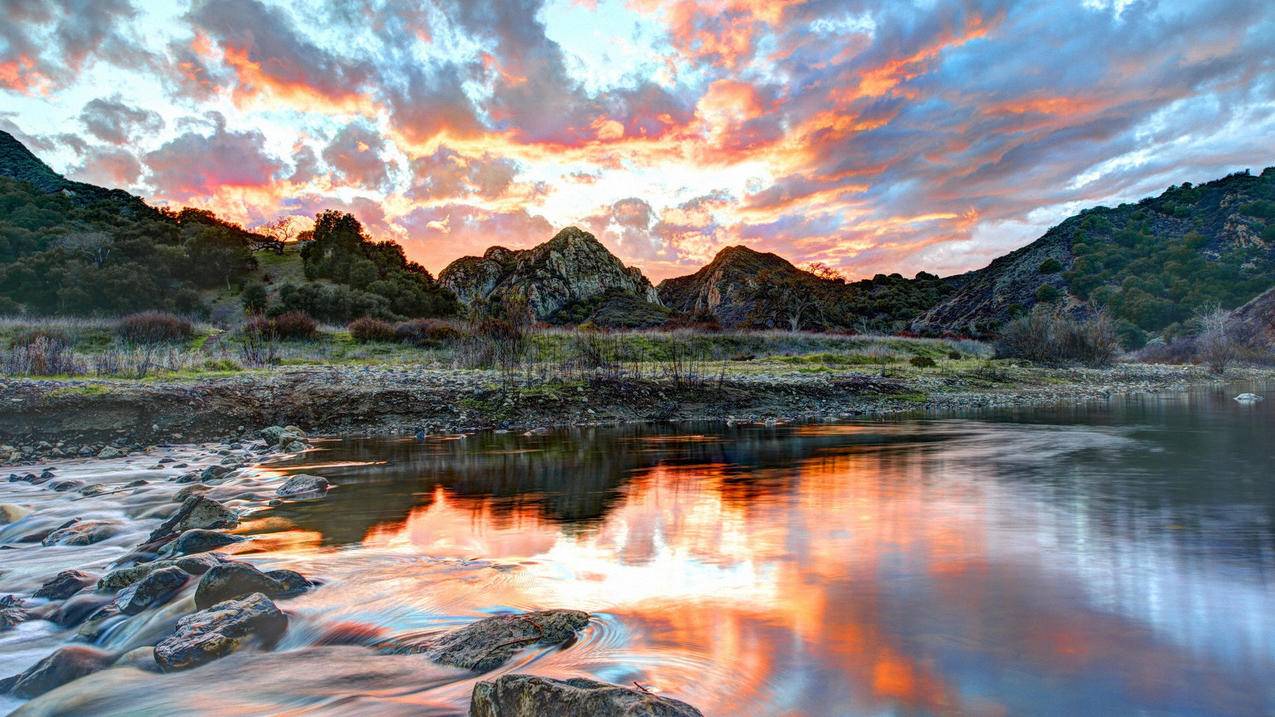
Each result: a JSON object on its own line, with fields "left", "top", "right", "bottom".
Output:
{"left": 153, "top": 592, "right": 287, "bottom": 671}
{"left": 2, "top": 645, "right": 114, "bottom": 698}
{"left": 413, "top": 610, "right": 590, "bottom": 671}
{"left": 113, "top": 566, "right": 188, "bottom": 615}
{"left": 33, "top": 570, "right": 96, "bottom": 601}
{"left": 53, "top": 594, "right": 114, "bottom": 628}
{"left": 161, "top": 529, "right": 245, "bottom": 557}
{"left": 41, "top": 519, "right": 123, "bottom": 546}
{"left": 193, "top": 562, "right": 309, "bottom": 609}
{"left": 469, "top": 674, "right": 704, "bottom": 717}
{"left": 112, "top": 646, "right": 161, "bottom": 673}
{"left": 274, "top": 474, "right": 330, "bottom": 500}
{"left": 145, "top": 496, "right": 238, "bottom": 543}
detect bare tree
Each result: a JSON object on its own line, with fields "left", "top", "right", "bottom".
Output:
{"left": 804, "top": 261, "right": 846, "bottom": 283}
{"left": 1196, "top": 306, "right": 1237, "bottom": 374}
{"left": 55, "top": 232, "right": 112, "bottom": 267}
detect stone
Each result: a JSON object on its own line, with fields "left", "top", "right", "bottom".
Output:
{"left": 153, "top": 593, "right": 288, "bottom": 671}
{"left": 145, "top": 496, "right": 238, "bottom": 543}
{"left": 33, "top": 570, "right": 96, "bottom": 601}
{"left": 114, "top": 566, "right": 188, "bottom": 615}
{"left": 193, "top": 561, "right": 307, "bottom": 610}
{"left": 469, "top": 674, "right": 704, "bottom": 717}
{"left": 281, "top": 438, "right": 308, "bottom": 453}
{"left": 0, "top": 503, "right": 31, "bottom": 524}
{"left": 98, "top": 553, "right": 224, "bottom": 592}
{"left": 97, "top": 446, "right": 125, "bottom": 459}
{"left": 3, "top": 645, "right": 114, "bottom": 698}
{"left": 42, "top": 519, "right": 123, "bottom": 546}
{"left": 418, "top": 610, "right": 590, "bottom": 671}
{"left": 0, "top": 595, "right": 28, "bottom": 630}
{"left": 174, "top": 484, "right": 211, "bottom": 501}
{"left": 161, "top": 529, "right": 245, "bottom": 557}
{"left": 275, "top": 474, "right": 330, "bottom": 499}
{"left": 260, "top": 426, "right": 306, "bottom": 447}
{"left": 199, "top": 464, "right": 233, "bottom": 482}
{"left": 263, "top": 569, "right": 312, "bottom": 596}
{"left": 1234, "top": 393, "right": 1263, "bottom": 402}
{"left": 49, "top": 480, "right": 83, "bottom": 492}
{"left": 53, "top": 593, "right": 114, "bottom": 628}
{"left": 113, "top": 646, "right": 161, "bottom": 673}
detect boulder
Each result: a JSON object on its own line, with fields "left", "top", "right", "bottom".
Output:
{"left": 114, "top": 566, "right": 188, "bottom": 615}
{"left": 145, "top": 496, "right": 238, "bottom": 543}
{"left": 0, "top": 594, "right": 28, "bottom": 630}
{"left": 98, "top": 553, "right": 224, "bottom": 592}
{"left": 33, "top": 569, "right": 96, "bottom": 601}
{"left": 469, "top": 674, "right": 704, "bottom": 717}
{"left": 3, "top": 645, "right": 114, "bottom": 698}
{"left": 200, "top": 464, "right": 233, "bottom": 482}
{"left": 161, "top": 529, "right": 245, "bottom": 557}
{"left": 0, "top": 503, "right": 31, "bottom": 524}
{"left": 418, "top": 610, "right": 590, "bottom": 671}
{"left": 153, "top": 592, "right": 287, "bottom": 671}
{"left": 275, "top": 474, "right": 330, "bottom": 499}
{"left": 260, "top": 425, "right": 306, "bottom": 447}
{"left": 53, "top": 594, "right": 114, "bottom": 627}
{"left": 97, "top": 446, "right": 125, "bottom": 459}
{"left": 41, "top": 519, "right": 123, "bottom": 546}
{"left": 193, "top": 562, "right": 309, "bottom": 610}
{"left": 113, "top": 646, "right": 161, "bottom": 673}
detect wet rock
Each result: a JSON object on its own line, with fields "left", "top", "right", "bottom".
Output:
{"left": 418, "top": 610, "right": 590, "bottom": 671}
{"left": 263, "top": 569, "right": 312, "bottom": 596}
{"left": 161, "top": 529, "right": 245, "bottom": 557}
{"left": 153, "top": 592, "right": 288, "bottom": 671}
{"left": 200, "top": 464, "right": 233, "bottom": 482}
{"left": 78, "top": 484, "right": 109, "bottom": 497}
{"left": 41, "top": 519, "right": 123, "bottom": 546}
{"left": 0, "top": 595, "right": 28, "bottom": 630}
{"left": 469, "top": 674, "right": 704, "bottom": 717}
{"left": 97, "top": 446, "right": 125, "bottom": 459}
{"left": 260, "top": 425, "right": 306, "bottom": 447}
{"left": 33, "top": 570, "right": 96, "bottom": 601}
{"left": 145, "top": 496, "right": 238, "bottom": 543}
{"left": 174, "top": 471, "right": 201, "bottom": 484}
{"left": 275, "top": 474, "right": 330, "bottom": 499}
{"left": 49, "top": 480, "right": 82, "bottom": 492}
{"left": 0, "top": 503, "right": 31, "bottom": 524}
{"left": 113, "top": 646, "right": 161, "bottom": 673}
{"left": 281, "top": 438, "right": 308, "bottom": 453}
{"left": 194, "top": 561, "right": 308, "bottom": 609}
{"left": 3, "top": 645, "right": 114, "bottom": 698}
{"left": 53, "top": 594, "right": 114, "bottom": 628}
{"left": 174, "top": 484, "right": 211, "bottom": 501}
{"left": 114, "top": 566, "right": 188, "bottom": 615}
{"left": 98, "top": 553, "right": 224, "bottom": 592}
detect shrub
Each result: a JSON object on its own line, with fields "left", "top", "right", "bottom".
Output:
{"left": 395, "top": 318, "right": 462, "bottom": 346}
{"left": 996, "top": 306, "right": 1117, "bottom": 366}
{"left": 117, "top": 311, "right": 194, "bottom": 345}
{"left": 947, "top": 350, "right": 962, "bottom": 360}
{"left": 349, "top": 317, "right": 397, "bottom": 343}
{"left": 10, "top": 327, "right": 70, "bottom": 349}
{"left": 3, "top": 335, "right": 80, "bottom": 376}
{"left": 1195, "top": 307, "right": 1237, "bottom": 374}
{"left": 662, "top": 309, "right": 721, "bottom": 332}
{"left": 909, "top": 356, "right": 937, "bottom": 368}
{"left": 242, "top": 314, "right": 277, "bottom": 340}
{"left": 271, "top": 311, "right": 317, "bottom": 340}
{"left": 241, "top": 282, "right": 268, "bottom": 315}
{"left": 1034, "top": 284, "right": 1062, "bottom": 303}
{"left": 1038, "top": 258, "right": 1063, "bottom": 274}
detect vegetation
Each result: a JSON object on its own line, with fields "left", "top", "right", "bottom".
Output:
{"left": 996, "top": 306, "right": 1119, "bottom": 366}
{"left": 117, "top": 311, "right": 194, "bottom": 345}
{"left": 348, "top": 317, "right": 397, "bottom": 343}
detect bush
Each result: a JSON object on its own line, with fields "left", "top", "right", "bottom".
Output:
{"left": 947, "top": 350, "right": 962, "bottom": 360}
{"left": 1035, "top": 284, "right": 1062, "bottom": 303}
{"left": 909, "top": 356, "right": 937, "bottom": 368}
{"left": 242, "top": 314, "right": 277, "bottom": 340}
{"left": 271, "top": 311, "right": 317, "bottom": 340}
{"left": 1038, "top": 258, "right": 1063, "bottom": 274}
{"left": 349, "top": 317, "right": 397, "bottom": 343}
{"left": 241, "top": 282, "right": 268, "bottom": 315}
{"left": 996, "top": 306, "right": 1117, "bottom": 366}
{"left": 1195, "top": 308, "right": 1238, "bottom": 374}
{"left": 395, "top": 318, "right": 462, "bottom": 346}
{"left": 117, "top": 311, "right": 194, "bottom": 345}
{"left": 3, "top": 335, "right": 80, "bottom": 376}
{"left": 10, "top": 327, "right": 70, "bottom": 349}
{"left": 662, "top": 309, "right": 721, "bottom": 332}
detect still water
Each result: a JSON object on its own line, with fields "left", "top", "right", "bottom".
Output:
{"left": 4, "top": 384, "right": 1275, "bottom": 715}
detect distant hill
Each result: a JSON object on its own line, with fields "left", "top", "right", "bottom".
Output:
{"left": 0, "top": 130, "right": 154, "bottom": 217}
{"left": 913, "top": 168, "right": 1275, "bottom": 341}
{"left": 440, "top": 227, "right": 663, "bottom": 322}
{"left": 658, "top": 246, "right": 814, "bottom": 328}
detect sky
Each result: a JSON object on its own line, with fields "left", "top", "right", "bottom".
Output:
{"left": 1, "top": 0, "right": 1273, "bottom": 282}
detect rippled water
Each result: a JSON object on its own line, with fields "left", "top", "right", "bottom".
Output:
{"left": 3, "top": 383, "right": 1274, "bottom": 715}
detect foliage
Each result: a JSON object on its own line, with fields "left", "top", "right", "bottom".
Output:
{"left": 395, "top": 318, "right": 462, "bottom": 346}
{"left": 909, "top": 355, "right": 937, "bottom": 368}
{"left": 996, "top": 306, "right": 1118, "bottom": 366}
{"left": 348, "top": 317, "right": 397, "bottom": 343}
{"left": 1038, "top": 258, "right": 1063, "bottom": 274}
{"left": 1035, "top": 284, "right": 1061, "bottom": 303}
{"left": 271, "top": 311, "right": 317, "bottom": 340}
{"left": 1194, "top": 307, "right": 1238, "bottom": 374}
{"left": 116, "top": 311, "right": 194, "bottom": 345}
{"left": 241, "top": 282, "right": 268, "bottom": 315}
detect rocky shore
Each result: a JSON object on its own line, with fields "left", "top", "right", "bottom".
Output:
{"left": 3, "top": 362, "right": 1270, "bottom": 461}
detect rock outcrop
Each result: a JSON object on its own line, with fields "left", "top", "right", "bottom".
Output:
{"left": 469, "top": 674, "right": 703, "bottom": 717}
{"left": 439, "top": 227, "right": 661, "bottom": 321}
{"left": 657, "top": 245, "right": 812, "bottom": 328}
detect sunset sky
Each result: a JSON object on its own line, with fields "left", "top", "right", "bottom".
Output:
{"left": 2, "top": 0, "right": 1273, "bottom": 280}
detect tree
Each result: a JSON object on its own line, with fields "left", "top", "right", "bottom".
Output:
{"left": 1196, "top": 306, "right": 1237, "bottom": 374}
{"left": 242, "top": 282, "right": 268, "bottom": 315}
{"left": 805, "top": 261, "right": 846, "bottom": 283}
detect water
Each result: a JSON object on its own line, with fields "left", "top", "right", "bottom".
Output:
{"left": 2, "top": 384, "right": 1274, "bottom": 715}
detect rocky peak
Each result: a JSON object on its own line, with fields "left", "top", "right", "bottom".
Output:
{"left": 657, "top": 243, "right": 809, "bottom": 327}
{"left": 439, "top": 226, "right": 661, "bottom": 320}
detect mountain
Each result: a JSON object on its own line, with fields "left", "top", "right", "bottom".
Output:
{"left": 1231, "top": 285, "right": 1275, "bottom": 349}
{"left": 0, "top": 130, "right": 153, "bottom": 217}
{"left": 439, "top": 227, "right": 662, "bottom": 322}
{"left": 913, "top": 168, "right": 1275, "bottom": 339}
{"left": 657, "top": 246, "right": 816, "bottom": 328}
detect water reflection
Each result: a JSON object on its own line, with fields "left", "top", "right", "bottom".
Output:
{"left": 240, "top": 388, "right": 1275, "bottom": 714}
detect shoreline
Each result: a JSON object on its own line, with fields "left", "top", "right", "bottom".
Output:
{"left": 3, "top": 362, "right": 1271, "bottom": 464}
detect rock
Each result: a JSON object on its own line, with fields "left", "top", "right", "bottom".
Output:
{"left": 260, "top": 425, "right": 306, "bottom": 447}
{"left": 153, "top": 593, "right": 287, "bottom": 671}
{"left": 469, "top": 674, "right": 704, "bottom": 717}
{"left": 200, "top": 464, "right": 233, "bottom": 482}
{"left": 113, "top": 646, "right": 161, "bottom": 673}
{"left": 53, "top": 594, "right": 114, "bottom": 627}
{"left": 263, "top": 569, "right": 312, "bottom": 596}
{"left": 145, "top": 496, "right": 238, "bottom": 543}
{"left": 418, "top": 610, "right": 590, "bottom": 671}
{"left": 174, "top": 484, "right": 211, "bottom": 501}
{"left": 0, "top": 503, "right": 30, "bottom": 524}
{"left": 275, "top": 474, "right": 330, "bottom": 499}
{"left": 281, "top": 438, "right": 308, "bottom": 453}
{"left": 78, "top": 484, "right": 108, "bottom": 497}
{"left": 3, "top": 645, "right": 114, "bottom": 698}
{"left": 1234, "top": 393, "right": 1263, "bottom": 402}
{"left": 49, "top": 480, "right": 83, "bottom": 492}
{"left": 0, "top": 595, "right": 28, "bottom": 630}
{"left": 97, "top": 446, "right": 125, "bottom": 459}
{"left": 194, "top": 562, "right": 308, "bottom": 609}
{"left": 161, "top": 529, "right": 245, "bottom": 557}
{"left": 98, "top": 553, "right": 224, "bottom": 592}
{"left": 41, "top": 519, "right": 123, "bottom": 546}
{"left": 33, "top": 570, "right": 96, "bottom": 601}
{"left": 114, "top": 566, "right": 188, "bottom": 615}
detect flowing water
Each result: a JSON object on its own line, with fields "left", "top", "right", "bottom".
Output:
{"left": 1, "top": 383, "right": 1274, "bottom": 715}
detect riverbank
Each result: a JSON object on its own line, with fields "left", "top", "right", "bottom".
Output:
{"left": 3, "top": 361, "right": 1271, "bottom": 463}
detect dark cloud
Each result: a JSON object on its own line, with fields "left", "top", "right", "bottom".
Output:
{"left": 0, "top": 0, "right": 153, "bottom": 93}
{"left": 79, "top": 96, "right": 164, "bottom": 144}
{"left": 142, "top": 113, "right": 283, "bottom": 200}
{"left": 322, "top": 122, "right": 392, "bottom": 190}
{"left": 407, "top": 145, "right": 518, "bottom": 200}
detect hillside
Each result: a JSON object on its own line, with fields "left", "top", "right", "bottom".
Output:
{"left": 439, "top": 227, "right": 662, "bottom": 322}
{"left": 0, "top": 130, "right": 153, "bottom": 217}
{"left": 914, "top": 168, "right": 1275, "bottom": 340}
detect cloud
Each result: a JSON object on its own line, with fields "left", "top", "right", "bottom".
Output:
{"left": 0, "top": 0, "right": 153, "bottom": 94}
{"left": 79, "top": 96, "right": 164, "bottom": 144}
{"left": 407, "top": 145, "right": 518, "bottom": 200}
{"left": 142, "top": 113, "right": 283, "bottom": 201}
{"left": 322, "top": 122, "right": 392, "bottom": 190}
{"left": 69, "top": 146, "right": 142, "bottom": 187}
{"left": 397, "top": 203, "right": 554, "bottom": 269}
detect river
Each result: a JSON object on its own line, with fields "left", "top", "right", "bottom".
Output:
{"left": 1, "top": 383, "right": 1272, "bottom": 715}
